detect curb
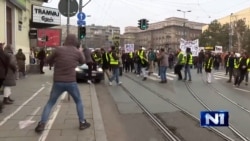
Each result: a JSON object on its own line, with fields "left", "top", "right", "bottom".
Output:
{"left": 90, "top": 84, "right": 108, "bottom": 141}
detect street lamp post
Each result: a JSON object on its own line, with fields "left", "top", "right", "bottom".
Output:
{"left": 177, "top": 9, "right": 191, "bottom": 39}
{"left": 229, "top": 13, "right": 233, "bottom": 52}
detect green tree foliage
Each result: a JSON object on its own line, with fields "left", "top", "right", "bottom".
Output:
{"left": 199, "top": 19, "right": 250, "bottom": 53}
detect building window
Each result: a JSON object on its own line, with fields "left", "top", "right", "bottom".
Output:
{"left": 6, "top": 6, "right": 13, "bottom": 45}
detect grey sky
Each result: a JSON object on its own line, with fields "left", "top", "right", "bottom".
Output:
{"left": 43, "top": 0, "right": 250, "bottom": 33}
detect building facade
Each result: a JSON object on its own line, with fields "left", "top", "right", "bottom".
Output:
{"left": 122, "top": 17, "right": 205, "bottom": 51}
{"left": 0, "top": 0, "right": 51, "bottom": 66}
{"left": 55, "top": 24, "right": 120, "bottom": 49}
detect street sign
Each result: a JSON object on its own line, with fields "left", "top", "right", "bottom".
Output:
{"left": 77, "top": 20, "right": 86, "bottom": 26}
{"left": 58, "top": 0, "right": 79, "bottom": 17}
{"left": 77, "top": 12, "right": 86, "bottom": 20}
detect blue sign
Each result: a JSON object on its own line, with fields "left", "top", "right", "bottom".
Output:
{"left": 77, "top": 12, "right": 86, "bottom": 20}
{"left": 200, "top": 111, "right": 229, "bottom": 127}
{"left": 77, "top": 20, "right": 86, "bottom": 26}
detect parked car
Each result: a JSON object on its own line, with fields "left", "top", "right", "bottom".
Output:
{"left": 75, "top": 64, "right": 104, "bottom": 83}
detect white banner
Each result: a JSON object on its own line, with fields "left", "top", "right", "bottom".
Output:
{"left": 179, "top": 39, "right": 199, "bottom": 56}
{"left": 124, "top": 44, "right": 134, "bottom": 53}
{"left": 215, "top": 46, "right": 223, "bottom": 53}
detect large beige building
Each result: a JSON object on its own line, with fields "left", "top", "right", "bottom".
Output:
{"left": 122, "top": 17, "right": 206, "bottom": 51}
{"left": 202, "top": 7, "right": 250, "bottom": 31}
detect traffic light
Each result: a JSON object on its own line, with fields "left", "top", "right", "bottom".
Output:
{"left": 45, "top": 36, "right": 48, "bottom": 41}
{"left": 138, "top": 19, "right": 149, "bottom": 30}
{"left": 138, "top": 19, "right": 142, "bottom": 29}
{"left": 78, "top": 26, "right": 86, "bottom": 39}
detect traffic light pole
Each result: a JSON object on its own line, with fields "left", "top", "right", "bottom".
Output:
{"left": 78, "top": 0, "right": 91, "bottom": 46}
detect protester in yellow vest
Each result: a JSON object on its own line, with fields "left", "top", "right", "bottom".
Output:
{"left": 183, "top": 47, "right": 193, "bottom": 82}
{"left": 204, "top": 52, "right": 214, "bottom": 83}
{"left": 138, "top": 47, "right": 149, "bottom": 81}
{"left": 234, "top": 52, "right": 250, "bottom": 87}
{"left": 174, "top": 48, "right": 185, "bottom": 80}
{"left": 108, "top": 46, "right": 122, "bottom": 86}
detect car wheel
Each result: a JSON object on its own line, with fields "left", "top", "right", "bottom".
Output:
{"left": 95, "top": 79, "right": 101, "bottom": 83}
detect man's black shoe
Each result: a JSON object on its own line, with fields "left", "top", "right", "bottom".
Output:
{"left": 79, "top": 120, "right": 91, "bottom": 130}
{"left": 35, "top": 122, "right": 45, "bottom": 133}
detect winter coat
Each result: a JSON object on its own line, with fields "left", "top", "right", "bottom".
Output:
{"left": 16, "top": 52, "right": 26, "bottom": 72}
{"left": 3, "top": 47, "right": 17, "bottom": 86}
{"left": 0, "top": 49, "right": 9, "bottom": 79}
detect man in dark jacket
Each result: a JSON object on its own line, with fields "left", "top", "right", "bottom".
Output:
{"left": 226, "top": 52, "right": 235, "bottom": 83}
{"left": 37, "top": 48, "right": 46, "bottom": 74}
{"left": 35, "top": 34, "right": 90, "bottom": 133}
{"left": 197, "top": 49, "right": 204, "bottom": 74}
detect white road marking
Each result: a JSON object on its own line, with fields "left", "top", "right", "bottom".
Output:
{"left": 213, "top": 74, "right": 228, "bottom": 79}
{"left": 152, "top": 73, "right": 174, "bottom": 80}
{"left": 38, "top": 92, "right": 67, "bottom": 141}
{"left": 0, "top": 87, "right": 45, "bottom": 126}
{"left": 19, "top": 107, "right": 41, "bottom": 129}
{"left": 235, "top": 88, "right": 250, "bottom": 93}
{"left": 214, "top": 77, "right": 221, "bottom": 80}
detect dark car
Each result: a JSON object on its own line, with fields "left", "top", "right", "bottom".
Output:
{"left": 75, "top": 64, "right": 104, "bottom": 83}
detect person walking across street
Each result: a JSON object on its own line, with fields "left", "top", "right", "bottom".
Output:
{"left": 226, "top": 52, "right": 235, "bottom": 83}
{"left": 174, "top": 48, "right": 185, "bottom": 80}
{"left": 234, "top": 52, "right": 250, "bottom": 87}
{"left": 35, "top": 34, "right": 90, "bottom": 133}
{"left": 138, "top": 47, "right": 149, "bottom": 81}
{"left": 157, "top": 48, "right": 168, "bottom": 83}
{"left": 2, "top": 45, "right": 17, "bottom": 104}
{"left": 83, "top": 46, "right": 94, "bottom": 84}
{"left": 204, "top": 52, "right": 214, "bottom": 83}
{"left": 183, "top": 47, "right": 193, "bottom": 82}
{"left": 100, "top": 48, "right": 111, "bottom": 80}
{"left": 108, "top": 46, "right": 122, "bottom": 85}
{"left": 197, "top": 49, "right": 204, "bottom": 74}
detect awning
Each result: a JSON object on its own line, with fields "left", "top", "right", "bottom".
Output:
{"left": 30, "top": 20, "right": 60, "bottom": 28}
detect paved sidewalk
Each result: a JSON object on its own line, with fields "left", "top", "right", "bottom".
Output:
{"left": 0, "top": 67, "right": 107, "bottom": 141}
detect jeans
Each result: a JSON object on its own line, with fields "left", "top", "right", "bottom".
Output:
{"left": 109, "top": 67, "right": 119, "bottom": 84}
{"left": 197, "top": 63, "right": 202, "bottom": 73}
{"left": 41, "top": 82, "right": 85, "bottom": 123}
{"left": 184, "top": 65, "right": 192, "bottom": 80}
{"left": 160, "top": 66, "right": 167, "bottom": 81}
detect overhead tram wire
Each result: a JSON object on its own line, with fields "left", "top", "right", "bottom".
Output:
{"left": 99, "top": 0, "right": 115, "bottom": 25}
{"left": 91, "top": 0, "right": 110, "bottom": 24}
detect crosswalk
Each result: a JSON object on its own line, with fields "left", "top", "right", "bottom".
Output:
{"left": 147, "top": 71, "right": 229, "bottom": 81}
{"left": 213, "top": 72, "right": 229, "bottom": 80}
{"left": 148, "top": 72, "right": 176, "bottom": 81}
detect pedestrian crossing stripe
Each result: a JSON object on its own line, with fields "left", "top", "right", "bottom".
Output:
{"left": 152, "top": 73, "right": 175, "bottom": 80}
{"left": 213, "top": 74, "right": 228, "bottom": 79}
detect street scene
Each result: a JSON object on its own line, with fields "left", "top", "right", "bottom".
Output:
{"left": 1, "top": 0, "right": 250, "bottom": 141}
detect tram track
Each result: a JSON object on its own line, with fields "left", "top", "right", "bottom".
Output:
{"left": 185, "top": 78, "right": 249, "bottom": 141}
{"left": 123, "top": 73, "right": 233, "bottom": 141}
{"left": 200, "top": 75, "right": 250, "bottom": 115}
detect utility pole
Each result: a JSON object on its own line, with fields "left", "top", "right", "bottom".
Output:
{"left": 177, "top": 9, "right": 191, "bottom": 40}
{"left": 229, "top": 13, "right": 233, "bottom": 52}
{"left": 66, "top": 0, "right": 70, "bottom": 36}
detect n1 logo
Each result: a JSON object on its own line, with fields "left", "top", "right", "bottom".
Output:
{"left": 200, "top": 111, "right": 229, "bottom": 127}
